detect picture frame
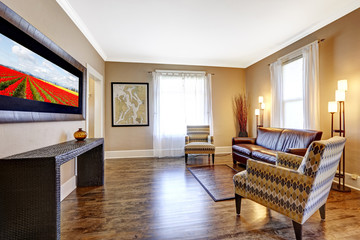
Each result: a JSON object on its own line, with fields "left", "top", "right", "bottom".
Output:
{"left": 0, "top": 2, "right": 86, "bottom": 123}
{"left": 111, "top": 82, "right": 149, "bottom": 127}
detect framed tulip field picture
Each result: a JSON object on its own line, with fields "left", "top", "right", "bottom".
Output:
{"left": 0, "top": 2, "right": 86, "bottom": 123}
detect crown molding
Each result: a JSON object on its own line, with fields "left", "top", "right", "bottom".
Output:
{"left": 57, "top": 0, "right": 360, "bottom": 68}
{"left": 246, "top": 1, "right": 360, "bottom": 68}
{"left": 56, "top": 0, "right": 107, "bottom": 60}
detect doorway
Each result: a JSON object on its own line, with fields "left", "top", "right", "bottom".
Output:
{"left": 86, "top": 64, "right": 104, "bottom": 138}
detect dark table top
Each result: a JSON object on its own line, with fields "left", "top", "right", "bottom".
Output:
{"left": 2, "top": 138, "right": 104, "bottom": 161}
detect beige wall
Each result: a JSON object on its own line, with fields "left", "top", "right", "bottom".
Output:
{"left": 4, "top": 1, "right": 359, "bottom": 178}
{"left": 245, "top": 8, "right": 360, "bottom": 175}
{"left": 1, "top": 1, "right": 105, "bottom": 182}
{"left": 105, "top": 62, "right": 245, "bottom": 151}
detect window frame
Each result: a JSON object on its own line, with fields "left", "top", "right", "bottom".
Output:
{"left": 280, "top": 54, "right": 304, "bottom": 129}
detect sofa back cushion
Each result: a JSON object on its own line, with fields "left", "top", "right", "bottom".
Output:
{"left": 255, "top": 127, "right": 283, "bottom": 150}
{"left": 275, "top": 129, "right": 323, "bottom": 152}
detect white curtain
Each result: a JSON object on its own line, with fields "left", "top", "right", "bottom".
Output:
{"left": 153, "top": 71, "right": 213, "bottom": 158}
{"left": 302, "top": 41, "right": 320, "bottom": 130}
{"left": 270, "top": 60, "right": 283, "bottom": 128}
{"left": 205, "top": 73, "right": 214, "bottom": 135}
{"left": 270, "top": 41, "right": 320, "bottom": 130}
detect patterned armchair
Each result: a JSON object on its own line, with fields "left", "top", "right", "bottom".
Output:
{"left": 233, "top": 136, "right": 346, "bottom": 240}
{"left": 184, "top": 125, "right": 215, "bottom": 164}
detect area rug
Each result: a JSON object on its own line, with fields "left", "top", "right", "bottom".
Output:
{"left": 187, "top": 164, "right": 239, "bottom": 202}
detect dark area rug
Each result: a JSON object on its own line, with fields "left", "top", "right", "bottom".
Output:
{"left": 187, "top": 164, "right": 239, "bottom": 202}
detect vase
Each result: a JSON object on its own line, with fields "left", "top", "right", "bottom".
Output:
{"left": 74, "top": 128, "right": 87, "bottom": 141}
{"left": 238, "top": 131, "right": 248, "bottom": 137}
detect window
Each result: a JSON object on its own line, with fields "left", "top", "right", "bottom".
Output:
{"left": 153, "top": 71, "right": 213, "bottom": 157}
{"left": 282, "top": 56, "right": 304, "bottom": 129}
{"left": 158, "top": 73, "right": 208, "bottom": 135}
{"left": 270, "top": 41, "right": 319, "bottom": 130}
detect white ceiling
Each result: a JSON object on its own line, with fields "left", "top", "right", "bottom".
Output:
{"left": 57, "top": 0, "right": 360, "bottom": 68}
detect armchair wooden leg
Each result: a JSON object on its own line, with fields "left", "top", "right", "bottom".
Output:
{"left": 185, "top": 154, "right": 188, "bottom": 164}
{"left": 292, "top": 221, "right": 302, "bottom": 240}
{"left": 235, "top": 194, "right": 242, "bottom": 215}
{"left": 208, "top": 154, "right": 210, "bottom": 161}
{"left": 319, "top": 204, "right": 325, "bottom": 220}
{"left": 212, "top": 154, "right": 215, "bottom": 164}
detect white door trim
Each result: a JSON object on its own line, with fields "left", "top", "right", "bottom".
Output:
{"left": 86, "top": 64, "right": 105, "bottom": 138}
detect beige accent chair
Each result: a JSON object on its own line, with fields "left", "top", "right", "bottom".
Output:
{"left": 184, "top": 125, "right": 215, "bottom": 164}
{"left": 233, "top": 136, "right": 346, "bottom": 240}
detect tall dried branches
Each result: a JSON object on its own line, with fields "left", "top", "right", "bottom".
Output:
{"left": 233, "top": 94, "right": 247, "bottom": 132}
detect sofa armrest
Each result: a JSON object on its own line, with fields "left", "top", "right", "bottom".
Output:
{"left": 276, "top": 152, "right": 304, "bottom": 170}
{"left": 232, "top": 137, "right": 256, "bottom": 145}
{"left": 287, "top": 148, "right": 307, "bottom": 156}
{"left": 185, "top": 135, "right": 190, "bottom": 144}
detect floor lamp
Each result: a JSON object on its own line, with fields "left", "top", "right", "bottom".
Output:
{"left": 328, "top": 80, "right": 351, "bottom": 192}
{"left": 258, "top": 96, "right": 265, "bottom": 127}
{"left": 255, "top": 108, "right": 260, "bottom": 138}
{"left": 255, "top": 109, "right": 260, "bottom": 127}
{"left": 255, "top": 96, "right": 265, "bottom": 138}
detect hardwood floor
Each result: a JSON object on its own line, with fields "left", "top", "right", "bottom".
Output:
{"left": 61, "top": 154, "right": 360, "bottom": 240}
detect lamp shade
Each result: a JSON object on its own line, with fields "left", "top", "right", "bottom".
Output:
{"left": 258, "top": 96, "right": 263, "bottom": 104}
{"left": 328, "top": 101, "right": 337, "bottom": 113}
{"left": 335, "top": 90, "right": 345, "bottom": 102}
{"left": 338, "top": 80, "right": 348, "bottom": 91}
{"left": 260, "top": 103, "right": 265, "bottom": 110}
{"left": 255, "top": 109, "right": 260, "bottom": 116}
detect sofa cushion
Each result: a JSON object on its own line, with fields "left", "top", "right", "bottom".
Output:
{"left": 252, "top": 149, "right": 278, "bottom": 164}
{"left": 255, "top": 127, "right": 283, "bottom": 150}
{"left": 232, "top": 144, "right": 267, "bottom": 156}
{"left": 275, "top": 129, "right": 321, "bottom": 152}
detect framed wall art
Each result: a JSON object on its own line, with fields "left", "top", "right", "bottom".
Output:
{"left": 111, "top": 82, "right": 149, "bottom": 127}
{"left": 0, "top": 2, "right": 86, "bottom": 123}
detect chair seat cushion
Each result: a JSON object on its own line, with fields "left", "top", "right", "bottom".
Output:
{"left": 251, "top": 149, "right": 278, "bottom": 164}
{"left": 232, "top": 144, "right": 267, "bottom": 156}
{"left": 185, "top": 142, "right": 215, "bottom": 154}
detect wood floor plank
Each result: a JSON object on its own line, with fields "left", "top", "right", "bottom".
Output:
{"left": 61, "top": 154, "right": 360, "bottom": 239}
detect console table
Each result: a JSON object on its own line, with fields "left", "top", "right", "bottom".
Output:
{"left": 0, "top": 138, "right": 104, "bottom": 240}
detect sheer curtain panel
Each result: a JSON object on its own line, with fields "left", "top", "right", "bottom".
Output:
{"left": 302, "top": 41, "right": 320, "bottom": 130}
{"left": 153, "top": 71, "right": 213, "bottom": 158}
{"left": 270, "top": 60, "right": 283, "bottom": 128}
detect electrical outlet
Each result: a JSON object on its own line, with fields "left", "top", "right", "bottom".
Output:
{"left": 351, "top": 174, "right": 358, "bottom": 180}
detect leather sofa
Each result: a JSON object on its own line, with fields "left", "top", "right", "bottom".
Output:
{"left": 232, "top": 127, "right": 322, "bottom": 165}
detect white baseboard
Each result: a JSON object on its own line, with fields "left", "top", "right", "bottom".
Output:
{"left": 105, "top": 146, "right": 232, "bottom": 159}
{"left": 61, "top": 175, "right": 76, "bottom": 201}
{"left": 215, "top": 146, "right": 232, "bottom": 154}
{"left": 334, "top": 172, "right": 360, "bottom": 191}
{"left": 105, "top": 149, "right": 154, "bottom": 159}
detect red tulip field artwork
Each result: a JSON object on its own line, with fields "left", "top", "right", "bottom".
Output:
{"left": 0, "top": 32, "right": 79, "bottom": 107}
{"left": 0, "top": 65, "right": 78, "bottom": 107}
